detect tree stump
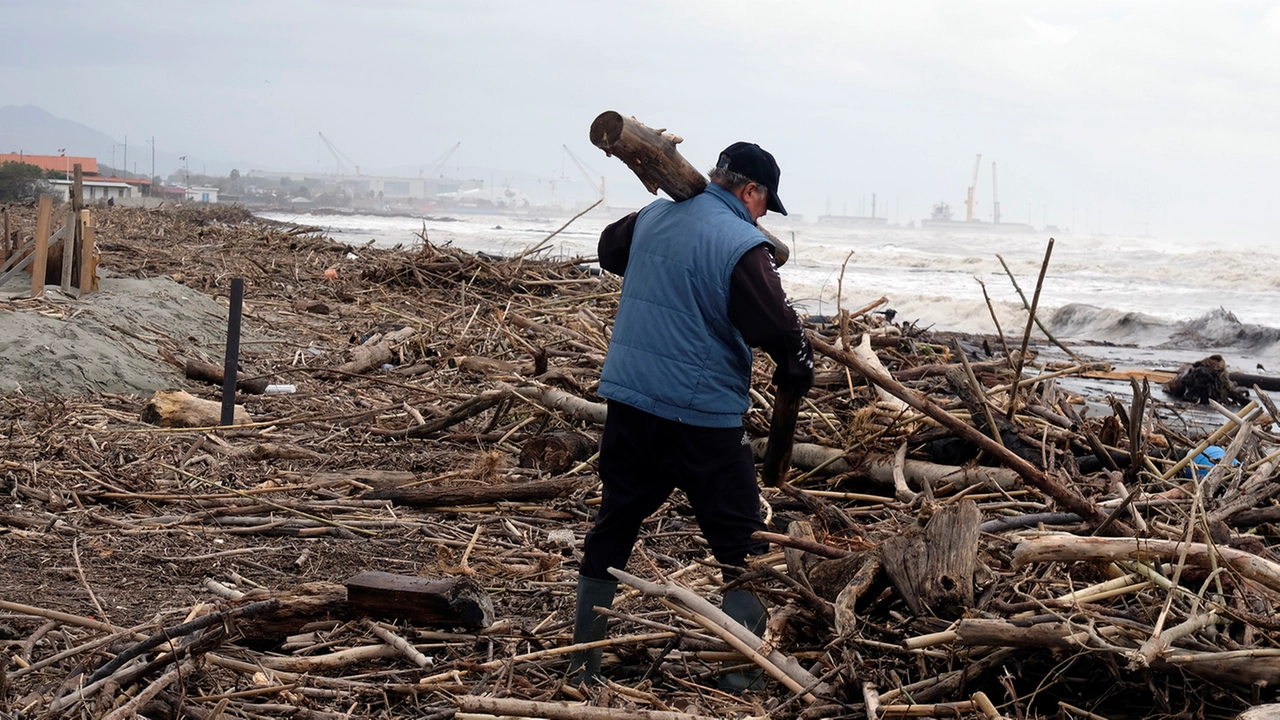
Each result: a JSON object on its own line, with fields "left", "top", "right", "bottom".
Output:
{"left": 518, "top": 431, "right": 595, "bottom": 474}
{"left": 881, "top": 500, "right": 981, "bottom": 618}
{"left": 1165, "top": 354, "right": 1249, "bottom": 405}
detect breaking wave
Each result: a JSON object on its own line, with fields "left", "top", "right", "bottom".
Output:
{"left": 1166, "top": 307, "right": 1280, "bottom": 351}
{"left": 1048, "top": 303, "right": 1280, "bottom": 353}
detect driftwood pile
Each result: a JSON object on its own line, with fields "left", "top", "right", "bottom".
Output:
{"left": 3, "top": 203, "right": 1280, "bottom": 719}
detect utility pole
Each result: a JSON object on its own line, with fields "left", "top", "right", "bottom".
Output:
{"left": 991, "top": 162, "right": 1000, "bottom": 224}
{"left": 149, "top": 137, "right": 155, "bottom": 184}
{"left": 123, "top": 136, "right": 127, "bottom": 180}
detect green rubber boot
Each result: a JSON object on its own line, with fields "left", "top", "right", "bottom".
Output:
{"left": 720, "top": 589, "right": 768, "bottom": 693}
{"left": 567, "top": 576, "right": 618, "bottom": 685}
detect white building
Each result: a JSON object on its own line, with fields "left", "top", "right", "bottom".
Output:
{"left": 47, "top": 179, "right": 135, "bottom": 204}
{"left": 185, "top": 186, "right": 219, "bottom": 203}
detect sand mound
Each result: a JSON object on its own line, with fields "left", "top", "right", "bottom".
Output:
{"left": 0, "top": 275, "right": 241, "bottom": 396}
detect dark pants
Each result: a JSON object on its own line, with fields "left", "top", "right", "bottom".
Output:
{"left": 579, "top": 401, "right": 768, "bottom": 581}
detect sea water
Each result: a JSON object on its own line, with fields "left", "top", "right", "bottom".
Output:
{"left": 258, "top": 210, "right": 1280, "bottom": 376}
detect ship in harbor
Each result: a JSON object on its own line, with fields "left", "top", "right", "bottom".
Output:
{"left": 919, "top": 154, "right": 1036, "bottom": 233}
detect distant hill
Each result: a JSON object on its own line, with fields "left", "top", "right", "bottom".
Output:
{"left": 0, "top": 105, "right": 118, "bottom": 161}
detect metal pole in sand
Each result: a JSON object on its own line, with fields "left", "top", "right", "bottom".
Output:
{"left": 221, "top": 278, "right": 245, "bottom": 426}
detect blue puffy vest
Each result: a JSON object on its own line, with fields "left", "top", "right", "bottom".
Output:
{"left": 599, "top": 183, "right": 772, "bottom": 427}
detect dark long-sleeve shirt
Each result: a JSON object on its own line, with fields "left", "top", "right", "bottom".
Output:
{"left": 599, "top": 212, "right": 814, "bottom": 393}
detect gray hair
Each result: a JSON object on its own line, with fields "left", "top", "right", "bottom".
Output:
{"left": 709, "top": 166, "right": 757, "bottom": 193}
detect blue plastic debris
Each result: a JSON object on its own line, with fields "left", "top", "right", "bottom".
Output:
{"left": 1185, "top": 445, "right": 1239, "bottom": 480}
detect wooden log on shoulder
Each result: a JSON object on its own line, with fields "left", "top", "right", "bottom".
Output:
{"left": 589, "top": 110, "right": 789, "bottom": 266}
{"left": 347, "top": 571, "right": 493, "bottom": 629}
{"left": 590, "top": 111, "right": 706, "bottom": 200}
{"left": 185, "top": 358, "right": 269, "bottom": 394}
{"left": 140, "top": 390, "right": 249, "bottom": 428}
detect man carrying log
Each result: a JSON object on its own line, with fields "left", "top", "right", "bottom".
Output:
{"left": 571, "top": 142, "right": 814, "bottom": 690}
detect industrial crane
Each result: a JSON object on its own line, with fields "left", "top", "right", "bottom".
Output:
{"left": 991, "top": 161, "right": 1001, "bottom": 224}
{"left": 562, "top": 144, "right": 606, "bottom": 204}
{"left": 426, "top": 142, "right": 461, "bottom": 178}
{"left": 964, "top": 153, "right": 982, "bottom": 222}
{"left": 318, "top": 132, "right": 359, "bottom": 177}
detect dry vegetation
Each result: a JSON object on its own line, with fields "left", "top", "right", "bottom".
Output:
{"left": 2, "top": 203, "right": 1280, "bottom": 719}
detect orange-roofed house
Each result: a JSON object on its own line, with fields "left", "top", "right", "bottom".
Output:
{"left": 0, "top": 152, "right": 99, "bottom": 177}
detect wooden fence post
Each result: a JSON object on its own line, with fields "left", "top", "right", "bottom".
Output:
{"left": 60, "top": 207, "right": 76, "bottom": 294}
{"left": 63, "top": 164, "right": 84, "bottom": 294}
{"left": 30, "top": 195, "right": 52, "bottom": 298}
{"left": 79, "top": 209, "right": 95, "bottom": 296}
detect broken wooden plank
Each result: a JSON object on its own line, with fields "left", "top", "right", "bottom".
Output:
{"left": 0, "top": 220, "right": 67, "bottom": 288}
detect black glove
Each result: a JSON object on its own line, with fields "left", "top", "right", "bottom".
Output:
{"left": 772, "top": 338, "right": 814, "bottom": 395}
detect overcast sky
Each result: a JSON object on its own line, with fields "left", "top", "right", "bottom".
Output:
{"left": 3, "top": 0, "right": 1278, "bottom": 242}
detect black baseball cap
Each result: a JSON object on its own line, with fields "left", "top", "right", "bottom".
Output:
{"left": 716, "top": 142, "right": 787, "bottom": 216}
